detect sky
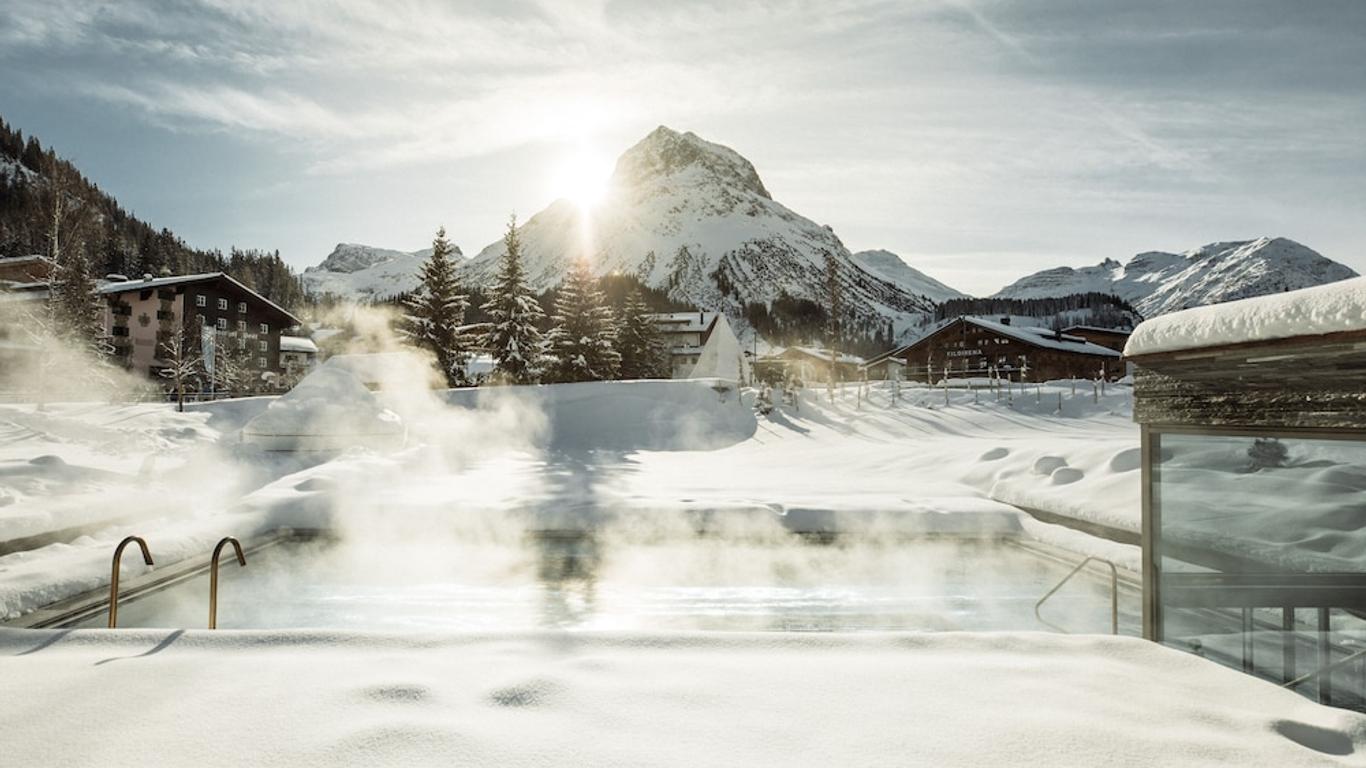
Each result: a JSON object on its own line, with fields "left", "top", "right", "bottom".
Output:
{"left": 1, "top": 0, "right": 1364, "bottom": 296}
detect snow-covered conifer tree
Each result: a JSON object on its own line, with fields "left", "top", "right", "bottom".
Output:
{"left": 401, "top": 226, "right": 471, "bottom": 387}
{"left": 544, "top": 259, "right": 620, "bottom": 383}
{"left": 616, "top": 287, "right": 666, "bottom": 379}
{"left": 481, "top": 214, "right": 544, "bottom": 384}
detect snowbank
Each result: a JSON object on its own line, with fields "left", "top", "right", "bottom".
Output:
{"left": 0, "top": 629, "right": 1361, "bottom": 766}
{"left": 1126, "top": 276, "right": 1366, "bottom": 356}
{"left": 442, "top": 379, "right": 756, "bottom": 452}
{"left": 242, "top": 367, "right": 404, "bottom": 452}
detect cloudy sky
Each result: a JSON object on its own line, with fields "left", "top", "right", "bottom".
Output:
{"left": 2, "top": 0, "right": 1363, "bottom": 295}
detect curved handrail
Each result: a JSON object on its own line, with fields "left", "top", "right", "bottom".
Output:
{"left": 108, "top": 536, "right": 154, "bottom": 628}
{"left": 1283, "top": 646, "right": 1366, "bottom": 690}
{"left": 209, "top": 536, "right": 247, "bottom": 629}
{"left": 1034, "top": 556, "right": 1119, "bottom": 635}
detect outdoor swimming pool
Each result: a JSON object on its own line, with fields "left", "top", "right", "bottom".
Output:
{"left": 63, "top": 535, "right": 1141, "bottom": 633}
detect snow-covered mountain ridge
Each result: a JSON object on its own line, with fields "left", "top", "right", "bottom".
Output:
{"left": 993, "top": 237, "right": 1357, "bottom": 317}
{"left": 302, "top": 242, "right": 459, "bottom": 300}
{"left": 850, "top": 250, "right": 965, "bottom": 303}
{"left": 300, "top": 127, "right": 945, "bottom": 330}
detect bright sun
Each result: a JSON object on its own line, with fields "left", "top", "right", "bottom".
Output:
{"left": 551, "top": 148, "right": 613, "bottom": 211}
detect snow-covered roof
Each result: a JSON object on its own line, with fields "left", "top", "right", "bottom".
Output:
{"left": 774, "top": 346, "right": 866, "bottom": 365}
{"left": 1061, "top": 325, "right": 1132, "bottom": 336}
{"left": 1125, "top": 276, "right": 1366, "bottom": 357}
{"left": 961, "top": 317, "right": 1121, "bottom": 357}
{"left": 99, "top": 272, "right": 300, "bottom": 325}
{"left": 653, "top": 311, "right": 718, "bottom": 333}
{"left": 279, "top": 336, "right": 319, "bottom": 354}
{"left": 0, "top": 254, "right": 48, "bottom": 267}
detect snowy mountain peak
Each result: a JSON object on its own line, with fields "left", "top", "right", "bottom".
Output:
{"left": 850, "top": 250, "right": 966, "bottom": 304}
{"left": 611, "top": 126, "right": 771, "bottom": 201}
{"left": 301, "top": 241, "right": 461, "bottom": 301}
{"left": 994, "top": 237, "right": 1357, "bottom": 317}
{"left": 457, "top": 127, "right": 941, "bottom": 327}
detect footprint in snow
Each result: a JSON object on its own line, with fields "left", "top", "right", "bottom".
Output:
{"left": 1032, "top": 456, "right": 1068, "bottom": 476}
{"left": 979, "top": 447, "right": 1009, "bottom": 461}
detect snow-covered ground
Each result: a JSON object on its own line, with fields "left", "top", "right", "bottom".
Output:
{"left": 0, "top": 379, "right": 1141, "bottom": 620}
{"left": 2, "top": 628, "right": 1362, "bottom": 766}
{"left": 5, "top": 378, "right": 1366, "bottom": 764}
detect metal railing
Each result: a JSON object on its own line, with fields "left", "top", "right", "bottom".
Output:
{"left": 1035, "top": 556, "right": 1120, "bottom": 635}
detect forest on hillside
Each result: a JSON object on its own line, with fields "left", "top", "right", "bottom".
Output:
{"left": 0, "top": 115, "right": 306, "bottom": 310}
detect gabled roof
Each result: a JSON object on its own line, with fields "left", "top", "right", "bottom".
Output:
{"left": 99, "top": 272, "right": 300, "bottom": 325}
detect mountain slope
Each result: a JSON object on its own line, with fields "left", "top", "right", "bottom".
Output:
{"left": 850, "top": 250, "right": 964, "bottom": 303}
{"left": 993, "top": 238, "right": 1357, "bottom": 317}
{"left": 301, "top": 243, "right": 458, "bottom": 300}
{"left": 461, "top": 127, "right": 937, "bottom": 329}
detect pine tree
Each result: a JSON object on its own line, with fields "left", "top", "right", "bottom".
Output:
{"left": 481, "top": 214, "right": 544, "bottom": 384}
{"left": 545, "top": 259, "right": 620, "bottom": 383}
{"left": 616, "top": 287, "right": 667, "bottom": 379}
{"left": 401, "top": 226, "right": 471, "bottom": 387}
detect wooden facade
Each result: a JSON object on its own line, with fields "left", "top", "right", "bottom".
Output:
{"left": 1128, "top": 329, "right": 1366, "bottom": 430}
{"left": 884, "top": 317, "right": 1122, "bottom": 382}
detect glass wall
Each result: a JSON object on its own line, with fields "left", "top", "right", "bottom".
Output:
{"left": 1151, "top": 430, "right": 1366, "bottom": 711}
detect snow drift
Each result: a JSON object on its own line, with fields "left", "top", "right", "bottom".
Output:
{"left": 241, "top": 366, "right": 404, "bottom": 452}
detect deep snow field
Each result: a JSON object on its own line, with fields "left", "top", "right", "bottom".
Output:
{"left": 3, "top": 378, "right": 1365, "bottom": 765}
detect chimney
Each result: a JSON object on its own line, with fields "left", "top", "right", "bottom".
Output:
{"left": 999, "top": 317, "right": 1011, "bottom": 326}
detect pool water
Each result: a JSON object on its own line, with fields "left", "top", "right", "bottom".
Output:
{"left": 74, "top": 537, "right": 1141, "bottom": 633}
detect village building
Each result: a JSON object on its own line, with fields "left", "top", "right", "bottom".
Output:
{"left": 100, "top": 273, "right": 300, "bottom": 392}
{"left": 653, "top": 311, "right": 720, "bottom": 378}
{"left": 1125, "top": 277, "right": 1366, "bottom": 710}
{"left": 1061, "top": 324, "right": 1132, "bottom": 352}
{"left": 759, "top": 346, "right": 866, "bottom": 384}
{"left": 279, "top": 335, "right": 320, "bottom": 381}
{"left": 0, "top": 254, "right": 53, "bottom": 286}
{"left": 870, "top": 316, "right": 1122, "bottom": 382}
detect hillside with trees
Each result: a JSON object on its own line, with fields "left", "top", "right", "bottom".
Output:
{"left": 0, "top": 115, "right": 305, "bottom": 310}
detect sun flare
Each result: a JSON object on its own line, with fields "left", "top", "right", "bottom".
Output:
{"left": 550, "top": 148, "right": 614, "bottom": 211}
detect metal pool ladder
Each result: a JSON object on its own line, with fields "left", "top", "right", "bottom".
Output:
{"left": 108, "top": 536, "right": 154, "bottom": 628}
{"left": 209, "top": 536, "right": 247, "bottom": 629}
{"left": 1034, "top": 556, "right": 1119, "bottom": 635}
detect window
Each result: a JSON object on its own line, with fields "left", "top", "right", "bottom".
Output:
{"left": 258, "top": 340, "right": 268, "bottom": 352}
{"left": 237, "top": 337, "right": 247, "bottom": 350}
{"left": 217, "top": 298, "right": 228, "bottom": 311}
{"left": 238, "top": 302, "right": 247, "bottom": 314}
{"left": 258, "top": 357, "right": 267, "bottom": 369}
{"left": 259, "top": 323, "right": 269, "bottom": 334}
{"left": 195, "top": 294, "right": 206, "bottom": 308}
{"left": 1150, "top": 431, "right": 1366, "bottom": 708}
{"left": 237, "top": 320, "right": 246, "bottom": 332}
{"left": 216, "top": 318, "right": 227, "bottom": 330}
{"left": 196, "top": 314, "right": 205, "bottom": 326}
